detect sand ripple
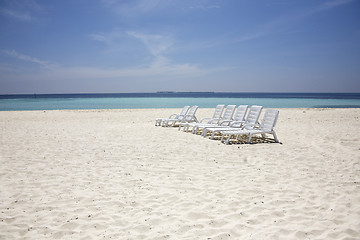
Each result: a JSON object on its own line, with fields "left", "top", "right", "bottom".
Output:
{"left": 0, "top": 109, "right": 359, "bottom": 239}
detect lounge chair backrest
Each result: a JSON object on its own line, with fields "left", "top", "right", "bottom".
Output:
{"left": 180, "top": 106, "right": 190, "bottom": 116}
{"left": 233, "top": 105, "right": 248, "bottom": 121}
{"left": 243, "top": 105, "right": 263, "bottom": 129}
{"left": 184, "top": 105, "right": 198, "bottom": 121}
{"left": 177, "top": 105, "right": 190, "bottom": 121}
{"left": 187, "top": 105, "right": 198, "bottom": 115}
{"left": 221, "top": 105, "right": 236, "bottom": 120}
{"left": 259, "top": 109, "right": 279, "bottom": 131}
{"left": 212, "top": 105, "right": 225, "bottom": 119}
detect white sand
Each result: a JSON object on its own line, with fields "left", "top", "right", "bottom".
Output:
{"left": 0, "top": 108, "right": 359, "bottom": 239}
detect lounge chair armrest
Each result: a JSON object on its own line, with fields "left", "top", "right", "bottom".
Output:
{"left": 242, "top": 123, "right": 260, "bottom": 129}
{"left": 200, "top": 117, "right": 213, "bottom": 123}
{"left": 182, "top": 115, "right": 198, "bottom": 122}
{"left": 229, "top": 121, "right": 244, "bottom": 127}
{"left": 219, "top": 120, "right": 232, "bottom": 126}
{"left": 168, "top": 114, "right": 179, "bottom": 119}
{"left": 200, "top": 118, "right": 220, "bottom": 123}
{"left": 209, "top": 119, "right": 221, "bottom": 124}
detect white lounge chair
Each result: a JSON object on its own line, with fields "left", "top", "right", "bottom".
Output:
{"left": 221, "top": 109, "right": 279, "bottom": 144}
{"left": 164, "top": 105, "right": 199, "bottom": 127}
{"left": 190, "top": 105, "right": 237, "bottom": 134}
{"left": 201, "top": 105, "right": 248, "bottom": 138}
{"left": 204, "top": 105, "right": 263, "bottom": 139}
{"left": 179, "top": 104, "right": 225, "bottom": 131}
{"left": 155, "top": 106, "right": 190, "bottom": 126}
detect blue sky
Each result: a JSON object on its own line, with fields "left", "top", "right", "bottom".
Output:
{"left": 0, "top": 0, "right": 359, "bottom": 94}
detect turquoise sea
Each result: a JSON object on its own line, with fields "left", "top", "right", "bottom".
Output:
{"left": 1, "top": 93, "right": 360, "bottom": 111}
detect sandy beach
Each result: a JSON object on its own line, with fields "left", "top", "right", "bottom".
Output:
{"left": 0, "top": 108, "right": 359, "bottom": 239}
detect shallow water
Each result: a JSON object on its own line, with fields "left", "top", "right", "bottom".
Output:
{"left": 1, "top": 93, "right": 360, "bottom": 111}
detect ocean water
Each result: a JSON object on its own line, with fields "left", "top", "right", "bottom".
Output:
{"left": 0, "top": 93, "right": 360, "bottom": 111}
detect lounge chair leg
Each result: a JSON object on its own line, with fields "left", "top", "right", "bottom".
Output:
{"left": 247, "top": 134, "right": 253, "bottom": 144}
{"left": 226, "top": 135, "right": 232, "bottom": 145}
{"left": 185, "top": 125, "right": 190, "bottom": 132}
{"left": 273, "top": 132, "right": 279, "bottom": 143}
{"left": 222, "top": 134, "right": 231, "bottom": 144}
{"left": 202, "top": 129, "right": 207, "bottom": 137}
{"left": 192, "top": 127, "right": 197, "bottom": 134}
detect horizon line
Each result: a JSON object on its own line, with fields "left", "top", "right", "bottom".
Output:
{"left": 1, "top": 91, "right": 360, "bottom": 96}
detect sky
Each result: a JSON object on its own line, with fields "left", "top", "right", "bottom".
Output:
{"left": 0, "top": 0, "right": 359, "bottom": 94}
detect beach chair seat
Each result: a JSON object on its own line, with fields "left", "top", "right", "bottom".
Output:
{"left": 221, "top": 109, "right": 279, "bottom": 144}
{"left": 163, "top": 105, "right": 199, "bottom": 127}
{"left": 155, "top": 106, "right": 190, "bottom": 126}
{"left": 201, "top": 105, "right": 248, "bottom": 138}
{"left": 179, "top": 104, "right": 225, "bottom": 131}
{"left": 190, "top": 105, "right": 236, "bottom": 134}
{"left": 202, "top": 105, "right": 262, "bottom": 139}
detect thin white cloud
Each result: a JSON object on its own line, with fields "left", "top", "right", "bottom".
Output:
{"left": 89, "top": 29, "right": 132, "bottom": 53}
{"left": 89, "top": 31, "right": 123, "bottom": 46}
{"left": 320, "top": 0, "right": 354, "bottom": 10}
{"left": 101, "top": 0, "right": 169, "bottom": 17}
{"left": 0, "top": 0, "right": 42, "bottom": 21}
{"left": 2, "top": 49, "right": 216, "bottom": 82}
{"left": 0, "top": 8, "right": 32, "bottom": 21}
{"left": 100, "top": 0, "right": 118, "bottom": 6}
{"left": 102, "top": 0, "right": 220, "bottom": 17}
{"left": 90, "top": 33, "right": 110, "bottom": 44}
{"left": 127, "top": 31, "right": 173, "bottom": 56}
{"left": 133, "top": 0, "right": 164, "bottom": 12}
{"left": 233, "top": 0, "right": 355, "bottom": 44}
{"left": 2, "top": 49, "right": 54, "bottom": 68}
{"left": 188, "top": 5, "right": 220, "bottom": 10}
{"left": 126, "top": 31, "right": 201, "bottom": 78}
{"left": 54, "top": 61, "right": 204, "bottom": 79}
{"left": 99, "top": 1, "right": 356, "bottom": 59}
{"left": 88, "top": 29, "right": 230, "bottom": 80}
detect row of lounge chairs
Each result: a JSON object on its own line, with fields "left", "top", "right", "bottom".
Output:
{"left": 155, "top": 105, "right": 279, "bottom": 144}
